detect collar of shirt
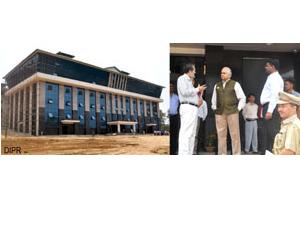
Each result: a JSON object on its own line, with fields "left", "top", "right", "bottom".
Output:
{"left": 268, "top": 71, "right": 279, "bottom": 78}
{"left": 282, "top": 114, "right": 298, "bottom": 126}
{"left": 222, "top": 79, "right": 230, "bottom": 87}
{"left": 184, "top": 73, "right": 192, "bottom": 81}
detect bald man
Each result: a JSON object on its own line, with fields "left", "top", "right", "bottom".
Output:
{"left": 211, "top": 67, "right": 246, "bottom": 155}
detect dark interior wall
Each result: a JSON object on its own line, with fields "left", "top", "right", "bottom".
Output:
{"left": 170, "top": 55, "right": 205, "bottom": 87}
{"left": 170, "top": 45, "right": 300, "bottom": 152}
{"left": 222, "top": 49, "right": 296, "bottom": 84}
{"left": 294, "top": 53, "right": 300, "bottom": 92}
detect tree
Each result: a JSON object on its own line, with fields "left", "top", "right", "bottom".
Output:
{"left": 159, "top": 109, "right": 169, "bottom": 131}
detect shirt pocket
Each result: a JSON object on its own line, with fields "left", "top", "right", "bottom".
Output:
{"left": 274, "top": 129, "right": 287, "bottom": 150}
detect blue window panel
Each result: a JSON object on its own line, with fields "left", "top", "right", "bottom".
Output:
{"left": 140, "top": 100, "right": 144, "bottom": 116}
{"left": 64, "top": 86, "right": 72, "bottom": 120}
{"left": 125, "top": 97, "right": 131, "bottom": 121}
{"left": 77, "top": 88, "right": 85, "bottom": 124}
{"left": 132, "top": 99, "right": 138, "bottom": 130}
{"left": 120, "top": 96, "right": 124, "bottom": 116}
{"left": 37, "top": 53, "right": 110, "bottom": 87}
{"left": 114, "top": 95, "right": 118, "bottom": 112}
{"left": 106, "top": 94, "right": 113, "bottom": 122}
{"left": 146, "top": 102, "right": 151, "bottom": 117}
{"left": 45, "top": 83, "right": 59, "bottom": 123}
{"left": 112, "top": 114, "right": 117, "bottom": 121}
{"left": 89, "top": 91, "right": 96, "bottom": 128}
{"left": 99, "top": 92, "right": 106, "bottom": 128}
{"left": 152, "top": 103, "right": 158, "bottom": 117}
{"left": 126, "top": 77, "right": 162, "bottom": 98}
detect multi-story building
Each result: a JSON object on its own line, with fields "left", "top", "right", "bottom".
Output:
{"left": 4, "top": 49, "right": 163, "bottom": 135}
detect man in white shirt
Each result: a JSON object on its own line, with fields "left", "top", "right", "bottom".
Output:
{"left": 194, "top": 100, "right": 208, "bottom": 154}
{"left": 177, "top": 63, "right": 206, "bottom": 155}
{"left": 260, "top": 59, "right": 284, "bottom": 153}
{"left": 211, "top": 67, "right": 246, "bottom": 155}
{"left": 242, "top": 93, "right": 258, "bottom": 154}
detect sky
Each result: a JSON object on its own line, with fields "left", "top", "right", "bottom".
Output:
{"left": 0, "top": 0, "right": 171, "bottom": 113}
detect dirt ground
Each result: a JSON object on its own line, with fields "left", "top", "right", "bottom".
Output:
{"left": 1, "top": 134, "right": 169, "bottom": 155}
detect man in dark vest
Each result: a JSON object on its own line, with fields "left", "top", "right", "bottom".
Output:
{"left": 211, "top": 67, "right": 246, "bottom": 155}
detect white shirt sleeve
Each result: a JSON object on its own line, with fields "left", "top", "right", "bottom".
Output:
{"left": 234, "top": 82, "right": 246, "bottom": 111}
{"left": 202, "top": 101, "right": 208, "bottom": 121}
{"left": 177, "top": 76, "right": 199, "bottom": 98}
{"left": 242, "top": 104, "right": 247, "bottom": 119}
{"left": 211, "top": 84, "right": 217, "bottom": 110}
{"left": 268, "top": 77, "right": 283, "bottom": 113}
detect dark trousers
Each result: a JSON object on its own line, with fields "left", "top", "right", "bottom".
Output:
{"left": 261, "top": 103, "right": 280, "bottom": 153}
{"left": 170, "top": 114, "right": 180, "bottom": 155}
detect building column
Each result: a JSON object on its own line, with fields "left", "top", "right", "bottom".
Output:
{"left": 36, "top": 82, "right": 40, "bottom": 136}
{"left": 144, "top": 100, "right": 147, "bottom": 117}
{"left": 133, "top": 123, "right": 136, "bottom": 133}
{"left": 157, "top": 103, "right": 160, "bottom": 118}
{"left": 8, "top": 95, "right": 11, "bottom": 129}
{"left": 23, "top": 88, "right": 26, "bottom": 133}
{"left": 150, "top": 101, "right": 153, "bottom": 117}
{"left": 72, "top": 87, "right": 78, "bottom": 111}
{"left": 96, "top": 91, "right": 100, "bottom": 133}
{"left": 108, "top": 73, "right": 112, "bottom": 87}
{"left": 84, "top": 89, "right": 90, "bottom": 134}
{"left": 122, "top": 96, "right": 126, "bottom": 115}
{"left": 111, "top": 94, "right": 116, "bottom": 114}
{"left": 117, "top": 123, "right": 121, "bottom": 133}
{"left": 117, "top": 95, "right": 121, "bottom": 115}
{"left": 106, "top": 93, "right": 111, "bottom": 117}
{"left": 137, "top": 99, "right": 141, "bottom": 116}
{"left": 38, "top": 82, "right": 45, "bottom": 135}
{"left": 124, "top": 76, "right": 128, "bottom": 91}
{"left": 130, "top": 97, "right": 134, "bottom": 116}
{"left": 12, "top": 93, "right": 15, "bottom": 130}
{"left": 29, "top": 85, "right": 32, "bottom": 134}
{"left": 17, "top": 90, "right": 21, "bottom": 132}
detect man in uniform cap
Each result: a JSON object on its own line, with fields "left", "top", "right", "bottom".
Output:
{"left": 273, "top": 91, "right": 300, "bottom": 155}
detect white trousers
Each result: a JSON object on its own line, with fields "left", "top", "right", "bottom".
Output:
{"left": 178, "top": 104, "right": 198, "bottom": 155}
{"left": 244, "top": 120, "right": 258, "bottom": 152}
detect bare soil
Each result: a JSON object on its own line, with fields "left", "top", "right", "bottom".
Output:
{"left": 1, "top": 134, "right": 169, "bottom": 155}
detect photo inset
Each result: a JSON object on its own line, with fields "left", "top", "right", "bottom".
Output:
{"left": 170, "top": 43, "right": 300, "bottom": 155}
{"left": 1, "top": 49, "right": 169, "bottom": 155}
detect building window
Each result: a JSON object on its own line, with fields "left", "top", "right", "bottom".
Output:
{"left": 48, "top": 99, "right": 53, "bottom": 104}
{"left": 79, "top": 102, "right": 83, "bottom": 107}
{"left": 91, "top": 115, "right": 96, "bottom": 120}
{"left": 66, "top": 114, "right": 72, "bottom": 119}
{"left": 102, "top": 117, "right": 106, "bottom": 121}
{"left": 79, "top": 115, "right": 84, "bottom": 120}
{"left": 90, "top": 92, "right": 94, "bottom": 97}
{"left": 47, "top": 85, "right": 52, "bottom": 91}
{"left": 48, "top": 112, "right": 54, "bottom": 118}
{"left": 65, "top": 101, "right": 71, "bottom": 106}
{"left": 65, "top": 88, "right": 71, "bottom": 93}
{"left": 78, "top": 91, "right": 83, "bottom": 96}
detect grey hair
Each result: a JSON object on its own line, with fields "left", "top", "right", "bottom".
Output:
{"left": 222, "top": 67, "right": 232, "bottom": 77}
